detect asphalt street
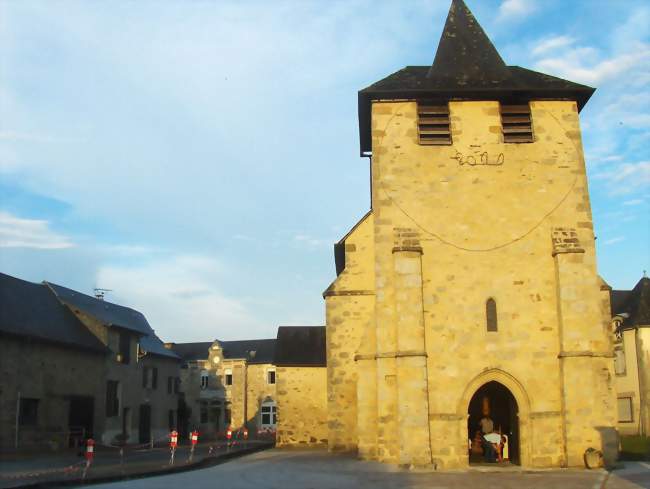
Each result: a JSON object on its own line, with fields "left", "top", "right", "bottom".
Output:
{"left": 87, "top": 448, "right": 650, "bottom": 489}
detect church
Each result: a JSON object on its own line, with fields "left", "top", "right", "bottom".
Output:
{"left": 276, "top": 0, "right": 618, "bottom": 469}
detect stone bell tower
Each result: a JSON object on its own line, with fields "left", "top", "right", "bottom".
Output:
{"left": 324, "top": 0, "right": 617, "bottom": 469}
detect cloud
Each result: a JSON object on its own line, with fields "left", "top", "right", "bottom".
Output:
{"left": 497, "top": 0, "right": 537, "bottom": 23}
{"left": 531, "top": 35, "right": 576, "bottom": 57}
{"left": 534, "top": 46, "right": 650, "bottom": 86}
{"left": 0, "top": 211, "right": 74, "bottom": 249}
{"left": 293, "top": 233, "right": 331, "bottom": 248}
{"left": 594, "top": 161, "right": 650, "bottom": 195}
{"left": 603, "top": 236, "right": 625, "bottom": 245}
{"left": 622, "top": 199, "right": 644, "bottom": 206}
{"left": 96, "top": 254, "right": 268, "bottom": 342}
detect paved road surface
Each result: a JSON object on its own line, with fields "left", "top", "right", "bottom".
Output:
{"left": 88, "top": 448, "right": 650, "bottom": 489}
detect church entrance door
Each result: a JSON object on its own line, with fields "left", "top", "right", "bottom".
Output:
{"left": 467, "top": 381, "right": 520, "bottom": 465}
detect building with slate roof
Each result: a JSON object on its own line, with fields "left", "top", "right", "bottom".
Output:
{"left": 275, "top": 0, "right": 619, "bottom": 469}
{"left": 0, "top": 272, "right": 181, "bottom": 449}
{"left": 0, "top": 273, "right": 106, "bottom": 450}
{"left": 609, "top": 275, "right": 650, "bottom": 437}
{"left": 166, "top": 338, "right": 278, "bottom": 437}
{"left": 274, "top": 326, "right": 328, "bottom": 446}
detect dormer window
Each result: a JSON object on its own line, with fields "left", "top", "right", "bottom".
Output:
{"left": 501, "top": 104, "right": 534, "bottom": 143}
{"left": 417, "top": 102, "right": 452, "bottom": 145}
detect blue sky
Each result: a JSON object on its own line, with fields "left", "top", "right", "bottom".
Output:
{"left": 1, "top": 0, "right": 648, "bottom": 342}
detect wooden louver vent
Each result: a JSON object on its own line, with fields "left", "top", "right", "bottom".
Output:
{"left": 501, "top": 104, "right": 534, "bottom": 143}
{"left": 417, "top": 103, "right": 451, "bottom": 145}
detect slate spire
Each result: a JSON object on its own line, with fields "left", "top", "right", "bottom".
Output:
{"left": 427, "top": 0, "right": 510, "bottom": 82}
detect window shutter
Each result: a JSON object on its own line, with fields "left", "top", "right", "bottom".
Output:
{"left": 152, "top": 368, "right": 158, "bottom": 389}
{"left": 417, "top": 103, "right": 452, "bottom": 145}
{"left": 501, "top": 104, "right": 534, "bottom": 143}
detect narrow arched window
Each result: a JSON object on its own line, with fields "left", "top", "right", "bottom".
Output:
{"left": 486, "top": 298, "right": 498, "bottom": 332}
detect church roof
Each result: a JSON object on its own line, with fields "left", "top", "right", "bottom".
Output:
{"left": 357, "top": 0, "right": 595, "bottom": 155}
{"left": 611, "top": 276, "right": 650, "bottom": 329}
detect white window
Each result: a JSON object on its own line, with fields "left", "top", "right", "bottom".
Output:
{"left": 200, "top": 370, "right": 209, "bottom": 390}
{"left": 260, "top": 400, "right": 277, "bottom": 429}
{"left": 617, "top": 397, "right": 633, "bottom": 423}
{"left": 267, "top": 369, "right": 276, "bottom": 385}
{"left": 614, "top": 347, "right": 626, "bottom": 375}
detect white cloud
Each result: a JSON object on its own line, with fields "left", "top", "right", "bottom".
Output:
{"left": 96, "top": 255, "right": 268, "bottom": 342}
{"left": 293, "top": 233, "right": 331, "bottom": 248}
{"left": 497, "top": 0, "right": 537, "bottom": 23}
{"left": 594, "top": 161, "right": 650, "bottom": 194}
{"left": 0, "top": 211, "right": 74, "bottom": 249}
{"left": 531, "top": 35, "right": 576, "bottom": 57}
{"left": 622, "top": 199, "right": 644, "bottom": 206}
{"left": 534, "top": 46, "right": 650, "bottom": 86}
{"left": 603, "top": 236, "right": 625, "bottom": 245}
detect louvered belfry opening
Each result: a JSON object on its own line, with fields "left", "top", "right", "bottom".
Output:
{"left": 417, "top": 102, "right": 452, "bottom": 145}
{"left": 501, "top": 103, "right": 534, "bottom": 143}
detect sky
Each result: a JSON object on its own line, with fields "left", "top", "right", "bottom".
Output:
{"left": 1, "top": 0, "right": 648, "bottom": 342}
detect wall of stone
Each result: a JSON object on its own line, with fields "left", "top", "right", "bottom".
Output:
{"left": 221, "top": 359, "right": 246, "bottom": 427}
{"left": 276, "top": 367, "right": 328, "bottom": 446}
{"left": 325, "top": 212, "right": 375, "bottom": 452}
{"left": 0, "top": 336, "right": 105, "bottom": 450}
{"left": 244, "top": 363, "right": 276, "bottom": 431}
{"left": 614, "top": 329, "right": 641, "bottom": 435}
{"left": 68, "top": 311, "right": 181, "bottom": 444}
{"left": 366, "top": 99, "right": 616, "bottom": 468}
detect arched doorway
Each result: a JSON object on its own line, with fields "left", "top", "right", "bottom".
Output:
{"left": 467, "top": 381, "right": 520, "bottom": 465}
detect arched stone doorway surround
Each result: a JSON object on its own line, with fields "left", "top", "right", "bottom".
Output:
{"left": 457, "top": 369, "right": 532, "bottom": 467}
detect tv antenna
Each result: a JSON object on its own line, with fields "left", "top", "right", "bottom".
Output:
{"left": 94, "top": 288, "right": 113, "bottom": 300}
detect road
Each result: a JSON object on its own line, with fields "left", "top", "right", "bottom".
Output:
{"left": 88, "top": 448, "right": 650, "bottom": 489}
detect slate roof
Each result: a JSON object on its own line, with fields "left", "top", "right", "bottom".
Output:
{"left": 220, "top": 339, "right": 276, "bottom": 364}
{"left": 169, "top": 342, "right": 213, "bottom": 361}
{"left": 45, "top": 281, "right": 179, "bottom": 360}
{"left": 0, "top": 272, "right": 107, "bottom": 353}
{"left": 611, "top": 277, "right": 650, "bottom": 329}
{"left": 274, "top": 326, "right": 326, "bottom": 367}
{"left": 169, "top": 339, "right": 276, "bottom": 364}
{"left": 357, "top": 0, "right": 595, "bottom": 155}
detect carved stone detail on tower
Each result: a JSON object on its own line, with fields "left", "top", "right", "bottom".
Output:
{"left": 552, "top": 227, "right": 585, "bottom": 256}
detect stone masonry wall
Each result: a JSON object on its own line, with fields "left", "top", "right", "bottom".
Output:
{"left": 245, "top": 363, "right": 277, "bottom": 431}
{"left": 325, "top": 212, "right": 375, "bottom": 452}
{"left": 368, "top": 100, "right": 616, "bottom": 468}
{"left": 276, "top": 367, "right": 328, "bottom": 446}
{"left": 0, "top": 336, "right": 105, "bottom": 450}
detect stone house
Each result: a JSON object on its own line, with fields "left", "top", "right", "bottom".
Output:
{"left": 0, "top": 273, "right": 107, "bottom": 450}
{"left": 609, "top": 276, "right": 650, "bottom": 437}
{"left": 278, "top": 0, "right": 618, "bottom": 469}
{"left": 0, "top": 272, "right": 181, "bottom": 449}
{"left": 44, "top": 281, "right": 181, "bottom": 445}
{"left": 168, "top": 338, "right": 277, "bottom": 437}
{"left": 274, "top": 326, "right": 327, "bottom": 447}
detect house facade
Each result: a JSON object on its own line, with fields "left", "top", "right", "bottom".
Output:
{"left": 168, "top": 338, "right": 277, "bottom": 437}
{"left": 0, "top": 272, "right": 180, "bottom": 449}
{"left": 610, "top": 276, "right": 650, "bottom": 437}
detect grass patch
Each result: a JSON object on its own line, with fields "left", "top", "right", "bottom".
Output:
{"left": 620, "top": 435, "right": 650, "bottom": 460}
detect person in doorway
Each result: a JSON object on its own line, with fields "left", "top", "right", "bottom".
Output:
{"left": 479, "top": 397, "right": 498, "bottom": 462}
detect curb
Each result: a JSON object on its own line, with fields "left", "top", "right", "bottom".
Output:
{"left": 10, "top": 442, "right": 274, "bottom": 489}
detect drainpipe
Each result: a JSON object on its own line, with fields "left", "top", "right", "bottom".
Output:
{"left": 15, "top": 391, "right": 21, "bottom": 449}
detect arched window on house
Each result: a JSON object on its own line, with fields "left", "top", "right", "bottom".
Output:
{"left": 486, "top": 298, "right": 498, "bottom": 332}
